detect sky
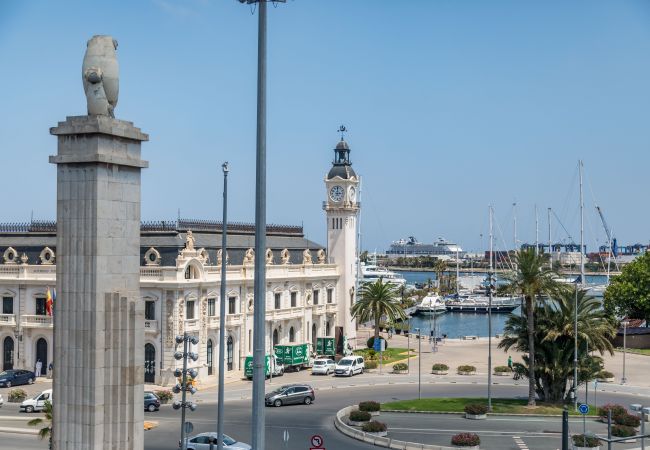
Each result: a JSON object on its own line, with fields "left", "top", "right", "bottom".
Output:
{"left": 0, "top": 0, "right": 649, "bottom": 253}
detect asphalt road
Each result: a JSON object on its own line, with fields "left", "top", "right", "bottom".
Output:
{"left": 2, "top": 377, "right": 649, "bottom": 450}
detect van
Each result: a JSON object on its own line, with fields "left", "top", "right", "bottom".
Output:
{"left": 20, "top": 388, "right": 52, "bottom": 413}
{"left": 334, "top": 356, "right": 364, "bottom": 377}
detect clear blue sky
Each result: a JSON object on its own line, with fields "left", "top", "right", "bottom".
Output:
{"left": 1, "top": 0, "right": 649, "bottom": 253}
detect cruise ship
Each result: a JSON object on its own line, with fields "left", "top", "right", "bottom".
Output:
{"left": 386, "top": 236, "right": 464, "bottom": 259}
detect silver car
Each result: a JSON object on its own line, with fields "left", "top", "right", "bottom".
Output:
{"left": 181, "top": 432, "right": 251, "bottom": 450}
{"left": 311, "top": 358, "right": 336, "bottom": 375}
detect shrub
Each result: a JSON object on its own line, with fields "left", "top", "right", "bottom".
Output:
{"left": 365, "top": 360, "right": 378, "bottom": 369}
{"left": 611, "top": 425, "right": 635, "bottom": 438}
{"left": 154, "top": 390, "right": 173, "bottom": 402}
{"left": 614, "top": 413, "right": 641, "bottom": 428}
{"left": 464, "top": 404, "right": 488, "bottom": 415}
{"left": 598, "top": 370, "right": 614, "bottom": 379}
{"left": 457, "top": 365, "right": 477, "bottom": 373}
{"left": 393, "top": 363, "right": 408, "bottom": 371}
{"left": 572, "top": 434, "right": 600, "bottom": 447}
{"left": 362, "top": 420, "right": 387, "bottom": 433}
{"left": 597, "top": 403, "right": 627, "bottom": 419}
{"left": 451, "top": 432, "right": 480, "bottom": 446}
{"left": 431, "top": 363, "right": 449, "bottom": 371}
{"left": 8, "top": 389, "right": 27, "bottom": 402}
{"left": 494, "top": 366, "right": 512, "bottom": 373}
{"left": 358, "top": 401, "right": 381, "bottom": 412}
{"left": 349, "top": 409, "right": 371, "bottom": 422}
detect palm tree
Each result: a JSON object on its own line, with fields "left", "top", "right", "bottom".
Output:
{"left": 352, "top": 279, "right": 406, "bottom": 341}
{"left": 432, "top": 258, "right": 447, "bottom": 292}
{"left": 28, "top": 400, "right": 52, "bottom": 448}
{"left": 499, "top": 287, "right": 615, "bottom": 403}
{"left": 502, "top": 247, "right": 562, "bottom": 406}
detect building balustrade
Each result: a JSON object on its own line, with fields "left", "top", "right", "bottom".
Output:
{"left": 144, "top": 319, "right": 158, "bottom": 332}
{"left": 0, "top": 313, "right": 16, "bottom": 326}
{"left": 326, "top": 303, "right": 338, "bottom": 313}
{"left": 22, "top": 314, "right": 53, "bottom": 328}
{"left": 185, "top": 318, "right": 200, "bottom": 330}
{"left": 313, "top": 304, "right": 326, "bottom": 314}
{"left": 226, "top": 313, "right": 243, "bottom": 326}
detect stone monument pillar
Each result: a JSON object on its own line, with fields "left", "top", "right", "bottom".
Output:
{"left": 49, "top": 35, "right": 148, "bottom": 449}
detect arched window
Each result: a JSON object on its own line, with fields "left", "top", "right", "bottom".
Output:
{"left": 35, "top": 338, "right": 48, "bottom": 376}
{"left": 325, "top": 321, "right": 331, "bottom": 337}
{"left": 272, "top": 329, "right": 279, "bottom": 347}
{"left": 3, "top": 336, "right": 14, "bottom": 371}
{"left": 289, "top": 326, "right": 295, "bottom": 343}
{"left": 207, "top": 339, "right": 214, "bottom": 376}
{"left": 227, "top": 336, "right": 233, "bottom": 371}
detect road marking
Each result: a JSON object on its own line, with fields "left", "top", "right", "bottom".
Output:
{"left": 513, "top": 435, "right": 529, "bottom": 450}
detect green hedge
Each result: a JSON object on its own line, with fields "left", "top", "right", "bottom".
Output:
{"left": 349, "top": 409, "right": 371, "bottom": 422}
{"left": 457, "top": 365, "right": 476, "bottom": 373}
{"left": 359, "top": 401, "right": 381, "bottom": 412}
{"left": 451, "top": 433, "right": 480, "bottom": 446}
{"left": 431, "top": 363, "right": 449, "bottom": 371}
{"left": 8, "top": 389, "right": 27, "bottom": 402}
{"left": 464, "top": 404, "right": 488, "bottom": 415}
{"left": 392, "top": 362, "right": 408, "bottom": 371}
{"left": 362, "top": 421, "right": 387, "bottom": 433}
{"left": 572, "top": 435, "right": 600, "bottom": 447}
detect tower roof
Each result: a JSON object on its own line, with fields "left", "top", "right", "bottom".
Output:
{"left": 327, "top": 138, "right": 356, "bottom": 180}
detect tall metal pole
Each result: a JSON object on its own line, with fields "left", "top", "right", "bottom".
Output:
{"left": 535, "top": 204, "right": 539, "bottom": 255}
{"left": 548, "top": 208, "right": 552, "bottom": 268}
{"left": 251, "top": 1, "right": 268, "bottom": 448}
{"left": 573, "top": 283, "right": 578, "bottom": 411}
{"left": 488, "top": 206, "right": 493, "bottom": 411}
{"left": 407, "top": 318, "right": 410, "bottom": 374}
{"left": 180, "top": 334, "right": 188, "bottom": 450}
{"left": 418, "top": 328, "right": 422, "bottom": 400}
{"left": 579, "top": 160, "right": 585, "bottom": 287}
{"left": 622, "top": 321, "right": 628, "bottom": 384}
{"left": 513, "top": 202, "right": 517, "bottom": 251}
{"left": 217, "top": 162, "right": 229, "bottom": 450}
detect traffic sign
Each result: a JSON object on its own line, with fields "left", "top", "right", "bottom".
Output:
{"left": 373, "top": 338, "right": 381, "bottom": 351}
{"left": 578, "top": 404, "right": 589, "bottom": 415}
{"left": 310, "top": 434, "right": 324, "bottom": 448}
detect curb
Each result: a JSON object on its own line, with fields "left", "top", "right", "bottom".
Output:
{"left": 380, "top": 409, "right": 600, "bottom": 418}
{"left": 334, "top": 404, "right": 456, "bottom": 450}
{"left": 0, "top": 426, "right": 39, "bottom": 435}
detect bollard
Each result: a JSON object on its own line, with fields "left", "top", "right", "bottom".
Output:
{"left": 562, "top": 407, "right": 569, "bottom": 450}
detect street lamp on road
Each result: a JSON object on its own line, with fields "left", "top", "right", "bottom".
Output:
{"left": 414, "top": 327, "right": 421, "bottom": 400}
{"left": 622, "top": 320, "right": 629, "bottom": 385}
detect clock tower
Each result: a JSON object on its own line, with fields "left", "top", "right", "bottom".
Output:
{"left": 323, "top": 135, "right": 360, "bottom": 341}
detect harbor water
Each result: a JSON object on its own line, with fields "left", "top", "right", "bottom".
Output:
{"left": 396, "top": 270, "right": 607, "bottom": 338}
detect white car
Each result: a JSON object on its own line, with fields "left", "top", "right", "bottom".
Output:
{"left": 311, "top": 358, "right": 336, "bottom": 375}
{"left": 181, "top": 432, "right": 251, "bottom": 450}
{"left": 334, "top": 356, "right": 364, "bottom": 377}
{"left": 20, "top": 389, "right": 52, "bottom": 413}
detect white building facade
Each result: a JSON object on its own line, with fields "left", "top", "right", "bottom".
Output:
{"left": 0, "top": 137, "right": 360, "bottom": 386}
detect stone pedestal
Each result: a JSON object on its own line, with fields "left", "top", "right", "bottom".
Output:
{"left": 49, "top": 115, "right": 148, "bottom": 449}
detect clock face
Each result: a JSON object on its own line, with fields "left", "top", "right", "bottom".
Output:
{"left": 329, "top": 185, "right": 344, "bottom": 202}
{"left": 348, "top": 186, "right": 356, "bottom": 201}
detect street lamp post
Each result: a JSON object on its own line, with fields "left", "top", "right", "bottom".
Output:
{"left": 172, "top": 333, "right": 199, "bottom": 450}
{"left": 237, "top": 2, "right": 286, "bottom": 449}
{"left": 414, "top": 327, "right": 421, "bottom": 400}
{"left": 622, "top": 320, "right": 629, "bottom": 385}
{"left": 407, "top": 318, "right": 410, "bottom": 374}
{"left": 217, "top": 162, "right": 229, "bottom": 450}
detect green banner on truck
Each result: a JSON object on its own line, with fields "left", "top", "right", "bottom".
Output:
{"left": 274, "top": 343, "right": 309, "bottom": 366}
{"left": 244, "top": 355, "right": 271, "bottom": 379}
{"left": 316, "top": 337, "right": 336, "bottom": 356}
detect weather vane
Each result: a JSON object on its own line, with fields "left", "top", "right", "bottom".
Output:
{"left": 338, "top": 124, "right": 347, "bottom": 140}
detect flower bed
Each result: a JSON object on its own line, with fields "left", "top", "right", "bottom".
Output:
{"left": 464, "top": 403, "right": 488, "bottom": 420}
{"left": 347, "top": 409, "right": 371, "bottom": 426}
{"left": 361, "top": 420, "right": 388, "bottom": 437}
{"left": 596, "top": 370, "right": 615, "bottom": 383}
{"left": 451, "top": 432, "right": 480, "bottom": 448}
{"left": 611, "top": 424, "right": 636, "bottom": 442}
{"left": 597, "top": 403, "right": 626, "bottom": 422}
{"left": 154, "top": 390, "right": 173, "bottom": 404}
{"left": 365, "top": 360, "right": 378, "bottom": 370}
{"left": 615, "top": 413, "right": 640, "bottom": 428}
{"left": 392, "top": 362, "right": 408, "bottom": 374}
{"left": 572, "top": 434, "right": 601, "bottom": 449}
{"left": 431, "top": 363, "right": 449, "bottom": 375}
{"left": 8, "top": 389, "right": 27, "bottom": 403}
{"left": 494, "top": 366, "right": 512, "bottom": 376}
{"left": 457, "top": 365, "right": 477, "bottom": 375}
{"left": 359, "top": 401, "right": 381, "bottom": 416}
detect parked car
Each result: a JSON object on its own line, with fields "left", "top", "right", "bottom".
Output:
{"left": 334, "top": 356, "right": 364, "bottom": 377}
{"left": 265, "top": 384, "right": 315, "bottom": 407}
{"left": 0, "top": 369, "right": 36, "bottom": 388}
{"left": 20, "top": 389, "right": 52, "bottom": 413}
{"left": 180, "top": 432, "right": 251, "bottom": 450}
{"left": 311, "top": 358, "right": 336, "bottom": 375}
{"left": 144, "top": 391, "right": 160, "bottom": 412}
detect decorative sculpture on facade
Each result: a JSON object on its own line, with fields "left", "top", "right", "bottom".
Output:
{"left": 185, "top": 230, "right": 196, "bottom": 251}
{"left": 82, "top": 35, "right": 119, "bottom": 117}
{"left": 266, "top": 248, "right": 274, "bottom": 265}
{"left": 280, "top": 248, "right": 290, "bottom": 265}
{"left": 216, "top": 249, "right": 229, "bottom": 266}
{"left": 39, "top": 247, "right": 55, "bottom": 265}
{"left": 144, "top": 247, "right": 161, "bottom": 266}
{"left": 2, "top": 247, "right": 17, "bottom": 264}
{"left": 244, "top": 248, "right": 255, "bottom": 265}
{"left": 317, "top": 249, "right": 326, "bottom": 264}
{"left": 302, "top": 249, "right": 313, "bottom": 265}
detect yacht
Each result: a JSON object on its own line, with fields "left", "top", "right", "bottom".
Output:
{"left": 359, "top": 261, "right": 406, "bottom": 287}
{"left": 415, "top": 294, "right": 446, "bottom": 315}
{"left": 445, "top": 295, "right": 520, "bottom": 313}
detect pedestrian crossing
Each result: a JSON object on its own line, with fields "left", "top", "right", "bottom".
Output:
{"left": 513, "top": 435, "right": 529, "bottom": 450}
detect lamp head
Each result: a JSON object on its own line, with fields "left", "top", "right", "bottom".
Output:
{"left": 189, "top": 386, "right": 197, "bottom": 395}
{"left": 189, "top": 368, "right": 198, "bottom": 378}
{"left": 174, "top": 368, "right": 183, "bottom": 378}
{"left": 188, "top": 402, "right": 197, "bottom": 412}
{"left": 173, "top": 351, "right": 184, "bottom": 360}
{"left": 190, "top": 335, "right": 199, "bottom": 345}
{"left": 172, "top": 384, "right": 181, "bottom": 394}
{"left": 175, "top": 335, "right": 185, "bottom": 344}
{"left": 172, "top": 401, "right": 182, "bottom": 410}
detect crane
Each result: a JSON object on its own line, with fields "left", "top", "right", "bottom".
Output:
{"left": 595, "top": 205, "right": 618, "bottom": 278}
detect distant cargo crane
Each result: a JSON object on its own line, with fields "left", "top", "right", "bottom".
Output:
{"left": 595, "top": 205, "right": 618, "bottom": 276}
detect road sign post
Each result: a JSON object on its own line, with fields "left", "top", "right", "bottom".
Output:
{"left": 579, "top": 403, "right": 589, "bottom": 436}
{"left": 310, "top": 434, "right": 324, "bottom": 449}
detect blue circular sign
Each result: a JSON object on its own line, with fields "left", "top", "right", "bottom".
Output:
{"left": 579, "top": 404, "right": 589, "bottom": 414}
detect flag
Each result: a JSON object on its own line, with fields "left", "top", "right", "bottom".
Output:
{"left": 46, "top": 287, "right": 54, "bottom": 316}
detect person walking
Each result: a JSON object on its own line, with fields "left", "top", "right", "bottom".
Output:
{"left": 35, "top": 359, "right": 42, "bottom": 377}
{"left": 507, "top": 355, "right": 513, "bottom": 370}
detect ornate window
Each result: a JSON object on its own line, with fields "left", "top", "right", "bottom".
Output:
{"left": 228, "top": 297, "right": 237, "bottom": 315}
{"left": 226, "top": 336, "right": 234, "bottom": 371}
{"left": 208, "top": 298, "right": 216, "bottom": 316}
{"left": 186, "top": 300, "right": 195, "bottom": 320}
{"left": 207, "top": 339, "right": 214, "bottom": 376}
{"left": 144, "top": 247, "right": 161, "bottom": 266}
{"left": 313, "top": 290, "right": 319, "bottom": 305}
{"left": 2, "top": 297, "right": 13, "bottom": 315}
{"left": 2, "top": 247, "right": 17, "bottom": 264}
{"left": 39, "top": 247, "right": 55, "bottom": 265}
{"left": 290, "top": 292, "right": 297, "bottom": 308}
{"left": 327, "top": 288, "right": 333, "bottom": 304}
{"left": 289, "top": 327, "right": 295, "bottom": 343}
{"left": 145, "top": 300, "right": 155, "bottom": 320}
{"left": 35, "top": 297, "right": 47, "bottom": 316}
{"left": 326, "top": 321, "right": 331, "bottom": 337}
{"left": 274, "top": 293, "right": 281, "bottom": 310}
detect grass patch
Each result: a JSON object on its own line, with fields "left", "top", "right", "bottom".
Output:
{"left": 382, "top": 397, "right": 594, "bottom": 416}
{"left": 354, "top": 347, "right": 415, "bottom": 365}
{"left": 616, "top": 347, "right": 650, "bottom": 356}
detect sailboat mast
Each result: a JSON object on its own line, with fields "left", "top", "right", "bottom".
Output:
{"left": 535, "top": 204, "right": 539, "bottom": 254}
{"left": 513, "top": 202, "right": 517, "bottom": 251}
{"left": 487, "top": 205, "right": 493, "bottom": 411}
{"left": 579, "top": 161, "right": 585, "bottom": 287}
{"left": 456, "top": 246, "right": 460, "bottom": 294}
{"left": 547, "top": 207, "right": 552, "bottom": 268}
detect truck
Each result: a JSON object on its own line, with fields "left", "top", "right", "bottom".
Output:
{"left": 244, "top": 354, "right": 284, "bottom": 380}
{"left": 274, "top": 343, "right": 311, "bottom": 372}
{"left": 315, "top": 337, "right": 336, "bottom": 357}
